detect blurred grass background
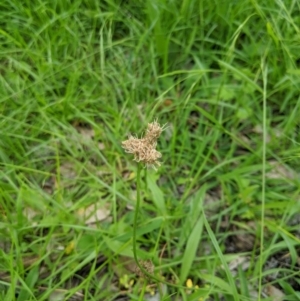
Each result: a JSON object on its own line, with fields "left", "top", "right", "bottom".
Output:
{"left": 1, "top": 0, "right": 300, "bottom": 300}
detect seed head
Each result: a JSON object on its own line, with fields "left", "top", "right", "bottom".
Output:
{"left": 135, "top": 259, "right": 154, "bottom": 278}
{"left": 122, "top": 120, "right": 164, "bottom": 169}
{"left": 145, "top": 120, "right": 163, "bottom": 144}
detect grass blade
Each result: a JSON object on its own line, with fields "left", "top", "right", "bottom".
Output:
{"left": 179, "top": 216, "right": 204, "bottom": 284}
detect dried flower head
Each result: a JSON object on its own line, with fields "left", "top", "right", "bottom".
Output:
{"left": 122, "top": 120, "right": 164, "bottom": 169}
{"left": 145, "top": 120, "right": 163, "bottom": 144}
{"left": 135, "top": 259, "right": 154, "bottom": 278}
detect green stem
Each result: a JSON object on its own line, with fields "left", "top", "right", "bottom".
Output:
{"left": 138, "top": 279, "right": 147, "bottom": 301}
{"left": 133, "top": 163, "right": 142, "bottom": 267}
{"left": 144, "top": 166, "right": 148, "bottom": 191}
{"left": 132, "top": 163, "right": 187, "bottom": 290}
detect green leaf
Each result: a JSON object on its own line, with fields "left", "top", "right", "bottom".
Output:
{"left": 104, "top": 236, "right": 133, "bottom": 257}
{"left": 198, "top": 273, "right": 232, "bottom": 293}
{"left": 115, "top": 217, "right": 163, "bottom": 242}
{"left": 17, "top": 265, "right": 39, "bottom": 301}
{"left": 147, "top": 173, "right": 166, "bottom": 214}
{"left": 266, "top": 21, "right": 279, "bottom": 47}
{"left": 218, "top": 60, "right": 263, "bottom": 93}
{"left": 179, "top": 216, "right": 204, "bottom": 284}
{"left": 236, "top": 107, "right": 252, "bottom": 120}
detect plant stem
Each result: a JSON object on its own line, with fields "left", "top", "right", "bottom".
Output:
{"left": 132, "top": 163, "right": 187, "bottom": 290}
{"left": 133, "top": 163, "right": 142, "bottom": 267}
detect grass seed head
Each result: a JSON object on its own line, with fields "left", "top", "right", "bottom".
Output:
{"left": 122, "top": 120, "right": 164, "bottom": 169}
{"left": 135, "top": 259, "right": 154, "bottom": 278}
{"left": 145, "top": 120, "right": 163, "bottom": 144}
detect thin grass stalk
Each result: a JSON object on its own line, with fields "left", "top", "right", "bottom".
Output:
{"left": 132, "top": 164, "right": 191, "bottom": 291}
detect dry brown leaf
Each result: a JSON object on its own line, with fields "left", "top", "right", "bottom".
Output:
{"left": 266, "top": 160, "right": 297, "bottom": 180}
{"left": 125, "top": 188, "right": 137, "bottom": 211}
{"left": 112, "top": 256, "right": 138, "bottom": 277}
{"left": 59, "top": 162, "right": 77, "bottom": 180}
{"left": 0, "top": 254, "right": 40, "bottom": 282}
{"left": 77, "top": 203, "right": 110, "bottom": 225}
{"left": 70, "top": 124, "right": 98, "bottom": 148}
{"left": 228, "top": 255, "right": 250, "bottom": 271}
{"left": 42, "top": 177, "right": 55, "bottom": 195}
{"left": 204, "top": 188, "right": 222, "bottom": 217}
{"left": 24, "top": 207, "right": 39, "bottom": 221}
{"left": 224, "top": 221, "right": 257, "bottom": 253}
{"left": 252, "top": 125, "right": 282, "bottom": 143}
{"left": 55, "top": 161, "right": 78, "bottom": 189}
{"left": 48, "top": 288, "right": 84, "bottom": 301}
{"left": 76, "top": 127, "right": 95, "bottom": 143}
{"left": 164, "top": 122, "right": 173, "bottom": 141}
{"left": 237, "top": 133, "right": 251, "bottom": 145}
{"left": 265, "top": 285, "right": 285, "bottom": 301}
{"left": 144, "top": 291, "right": 162, "bottom": 301}
{"left": 234, "top": 233, "right": 255, "bottom": 251}
{"left": 98, "top": 142, "right": 105, "bottom": 150}
{"left": 228, "top": 256, "right": 250, "bottom": 276}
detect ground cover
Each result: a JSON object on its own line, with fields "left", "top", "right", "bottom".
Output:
{"left": 0, "top": 1, "right": 300, "bottom": 300}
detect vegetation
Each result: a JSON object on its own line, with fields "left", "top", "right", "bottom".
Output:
{"left": 1, "top": 0, "right": 300, "bottom": 300}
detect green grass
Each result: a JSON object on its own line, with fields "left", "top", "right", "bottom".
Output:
{"left": 1, "top": 0, "right": 300, "bottom": 300}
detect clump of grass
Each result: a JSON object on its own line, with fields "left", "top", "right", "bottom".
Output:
{"left": 1, "top": 0, "right": 300, "bottom": 300}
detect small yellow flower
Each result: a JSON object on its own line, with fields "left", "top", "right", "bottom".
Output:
{"left": 186, "top": 279, "right": 208, "bottom": 301}
{"left": 64, "top": 241, "right": 75, "bottom": 255}
{"left": 119, "top": 274, "right": 134, "bottom": 289}
{"left": 186, "top": 278, "right": 193, "bottom": 289}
